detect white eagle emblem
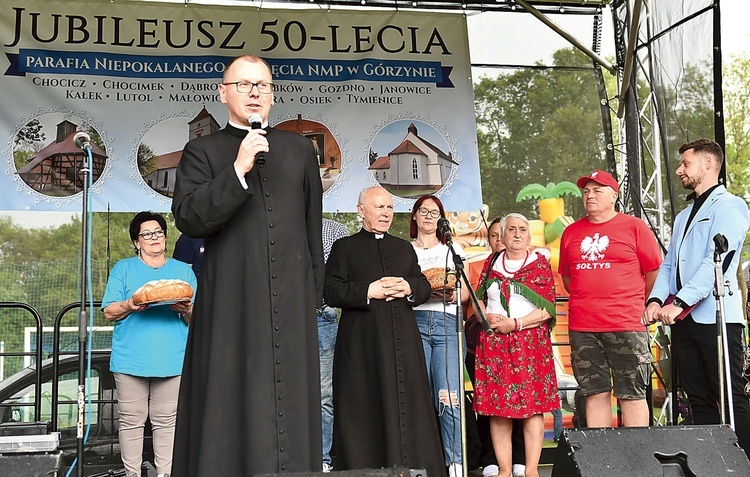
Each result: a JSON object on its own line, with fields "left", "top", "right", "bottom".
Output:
{"left": 580, "top": 233, "right": 609, "bottom": 261}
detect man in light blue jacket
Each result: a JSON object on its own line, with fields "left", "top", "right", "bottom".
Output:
{"left": 643, "top": 138, "right": 750, "bottom": 458}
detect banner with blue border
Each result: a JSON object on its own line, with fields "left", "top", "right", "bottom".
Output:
{"left": 0, "top": 0, "right": 480, "bottom": 213}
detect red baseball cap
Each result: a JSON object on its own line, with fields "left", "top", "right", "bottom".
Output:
{"left": 576, "top": 169, "right": 619, "bottom": 193}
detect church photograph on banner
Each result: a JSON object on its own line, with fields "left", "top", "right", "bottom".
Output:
{"left": 1, "top": 0, "right": 482, "bottom": 213}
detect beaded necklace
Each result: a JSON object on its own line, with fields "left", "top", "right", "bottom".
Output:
{"left": 500, "top": 250, "right": 529, "bottom": 275}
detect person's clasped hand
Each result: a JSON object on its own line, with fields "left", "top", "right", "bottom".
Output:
{"left": 368, "top": 276, "right": 412, "bottom": 302}
{"left": 486, "top": 313, "right": 514, "bottom": 334}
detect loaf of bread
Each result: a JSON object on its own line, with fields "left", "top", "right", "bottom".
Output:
{"left": 422, "top": 267, "right": 457, "bottom": 291}
{"left": 132, "top": 279, "right": 193, "bottom": 305}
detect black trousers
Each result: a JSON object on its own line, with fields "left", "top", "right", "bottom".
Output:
{"left": 672, "top": 316, "right": 750, "bottom": 459}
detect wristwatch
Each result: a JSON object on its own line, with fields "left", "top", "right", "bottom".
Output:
{"left": 672, "top": 296, "right": 688, "bottom": 309}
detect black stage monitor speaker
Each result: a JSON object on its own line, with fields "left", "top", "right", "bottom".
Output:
{"left": 0, "top": 450, "right": 64, "bottom": 477}
{"left": 255, "top": 467, "right": 426, "bottom": 477}
{"left": 552, "top": 425, "right": 750, "bottom": 476}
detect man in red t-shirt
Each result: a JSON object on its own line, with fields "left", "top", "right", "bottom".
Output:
{"left": 559, "top": 169, "right": 662, "bottom": 427}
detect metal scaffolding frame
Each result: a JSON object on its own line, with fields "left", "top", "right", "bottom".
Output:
{"left": 612, "top": 0, "right": 668, "bottom": 243}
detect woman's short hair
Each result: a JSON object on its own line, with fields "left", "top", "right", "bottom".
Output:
{"left": 500, "top": 213, "right": 530, "bottom": 236}
{"left": 410, "top": 194, "right": 446, "bottom": 239}
{"left": 129, "top": 211, "right": 168, "bottom": 246}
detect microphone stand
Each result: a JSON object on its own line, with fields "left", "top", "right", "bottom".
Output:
{"left": 75, "top": 139, "right": 93, "bottom": 477}
{"left": 443, "top": 233, "right": 490, "bottom": 477}
{"left": 712, "top": 234, "right": 734, "bottom": 428}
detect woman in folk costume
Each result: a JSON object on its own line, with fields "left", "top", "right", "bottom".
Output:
{"left": 473, "top": 213, "right": 559, "bottom": 477}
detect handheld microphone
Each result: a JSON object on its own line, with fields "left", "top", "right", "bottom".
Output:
{"left": 437, "top": 217, "right": 453, "bottom": 244}
{"left": 73, "top": 131, "right": 92, "bottom": 151}
{"left": 248, "top": 114, "right": 265, "bottom": 165}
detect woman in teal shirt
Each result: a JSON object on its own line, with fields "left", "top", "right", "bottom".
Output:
{"left": 102, "top": 211, "right": 197, "bottom": 477}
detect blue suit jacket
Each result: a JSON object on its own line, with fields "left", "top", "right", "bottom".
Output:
{"left": 649, "top": 185, "right": 749, "bottom": 324}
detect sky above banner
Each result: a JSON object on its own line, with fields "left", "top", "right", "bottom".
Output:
{"left": 0, "top": 0, "right": 482, "bottom": 213}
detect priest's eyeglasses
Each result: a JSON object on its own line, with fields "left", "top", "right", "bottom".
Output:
{"left": 417, "top": 208, "right": 441, "bottom": 219}
{"left": 139, "top": 230, "right": 165, "bottom": 240}
{"left": 222, "top": 81, "right": 274, "bottom": 94}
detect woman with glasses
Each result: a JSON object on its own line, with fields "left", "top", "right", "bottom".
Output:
{"left": 410, "top": 194, "right": 469, "bottom": 477}
{"left": 101, "top": 211, "right": 197, "bottom": 477}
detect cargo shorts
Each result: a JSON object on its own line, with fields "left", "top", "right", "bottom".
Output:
{"left": 569, "top": 331, "right": 651, "bottom": 400}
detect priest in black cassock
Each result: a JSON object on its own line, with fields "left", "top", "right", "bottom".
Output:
{"left": 171, "top": 55, "right": 324, "bottom": 476}
{"left": 324, "top": 186, "right": 444, "bottom": 477}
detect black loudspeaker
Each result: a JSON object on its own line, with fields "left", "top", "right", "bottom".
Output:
{"left": 552, "top": 425, "right": 750, "bottom": 476}
{"left": 0, "top": 451, "right": 64, "bottom": 477}
{"left": 256, "top": 467, "right": 426, "bottom": 477}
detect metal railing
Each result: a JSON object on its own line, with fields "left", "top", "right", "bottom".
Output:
{"left": 51, "top": 301, "right": 111, "bottom": 432}
{"left": 0, "top": 302, "right": 44, "bottom": 421}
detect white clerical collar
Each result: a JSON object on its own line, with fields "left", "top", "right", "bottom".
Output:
{"left": 229, "top": 118, "right": 268, "bottom": 131}
{"left": 375, "top": 233, "right": 384, "bottom": 240}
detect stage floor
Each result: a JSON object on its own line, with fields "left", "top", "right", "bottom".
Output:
{"left": 469, "top": 465, "right": 553, "bottom": 477}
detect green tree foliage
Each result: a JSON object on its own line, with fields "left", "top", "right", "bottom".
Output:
{"left": 724, "top": 54, "right": 750, "bottom": 201}
{"left": 474, "top": 48, "right": 609, "bottom": 220}
{"left": 632, "top": 55, "right": 750, "bottom": 258}
{"left": 13, "top": 149, "right": 34, "bottom": 171}
{"left": 13, "top": 119, "right": 46, "bottom": 171}
{"left": 645, "top": 56, "right": 750, "bottom": 229}
{"left": 85, "top": 125, "right": 105, "bottom": 152}
{"left": 137, "top": 143, "right": 158, "bottom": 177}
{"left": 652, "top": 62, "right": 716, "bottom": 151}
{"left": 0, "top": 218, "right": 31, "bottom": 303}
{"left": 722, "top": 54, "right": 750, "bottom": 256}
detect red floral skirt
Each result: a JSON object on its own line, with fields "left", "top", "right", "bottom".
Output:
{"left": 473, "top": 323, "right": 559, "bottom": 418}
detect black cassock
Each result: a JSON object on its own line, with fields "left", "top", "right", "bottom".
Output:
{"left": 171, "top": 124, "right": 324, "bottom": 476}
{"left": 324, "top": 230, "right": 444, "bottom": 477}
